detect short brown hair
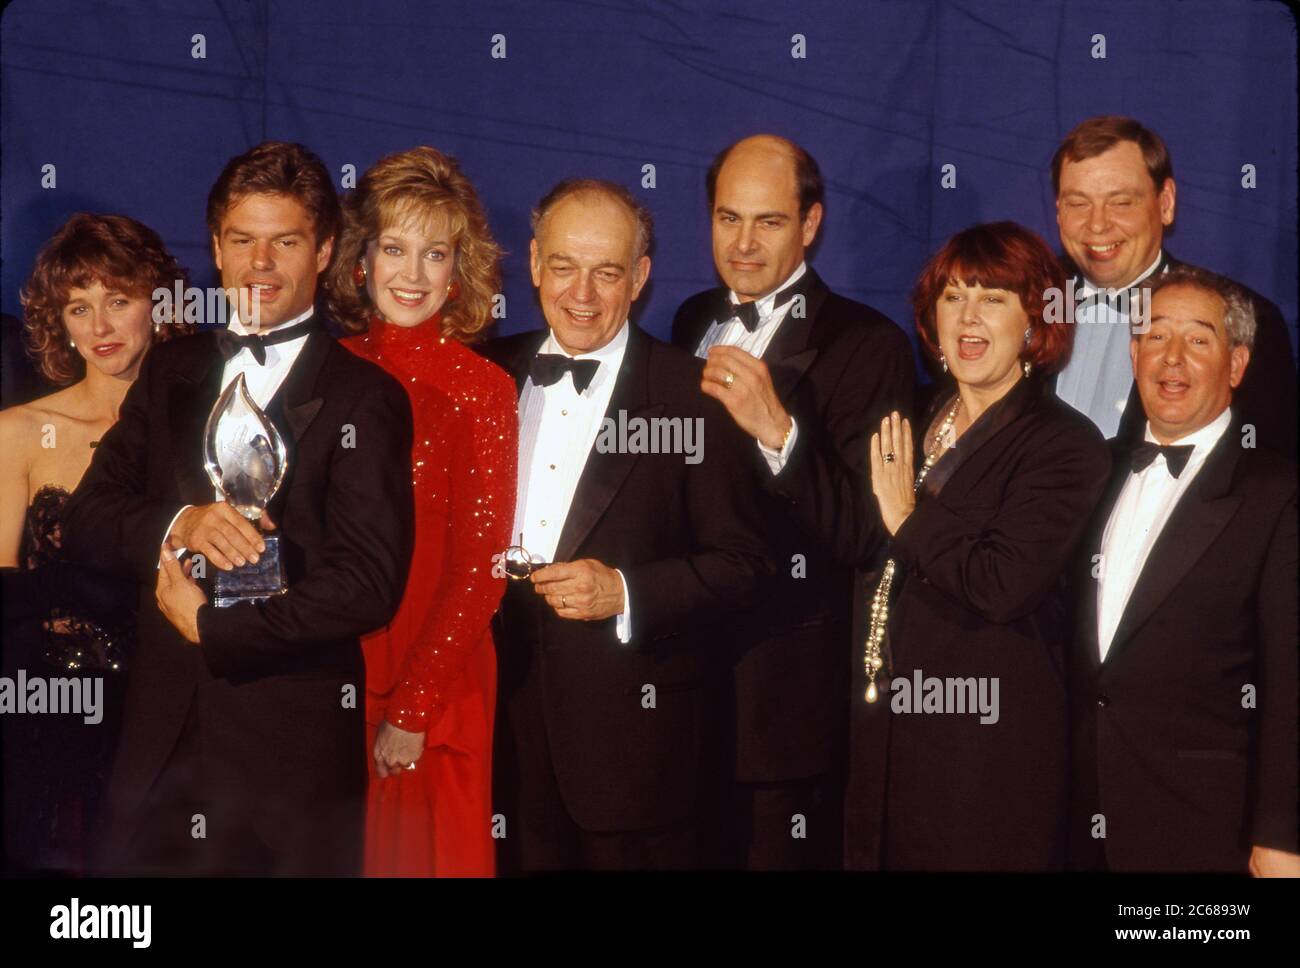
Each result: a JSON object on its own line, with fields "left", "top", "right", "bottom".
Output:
{"left": 531, "top": 179, "right": 654, "bottom": 260}
{"left": 1147, "top": 265, "right": 1256, "bottom": 350}
{"left": 1051, "top": 116, "right": 1174, "bottom": 196}
{"left": 20, "top": 213, "right": 193, "bottom": 385}
{"left": 206, "top": 141, "right": 340, "bottom": 246}
{"left": 912, "top": 221, "right": 1073, "bottom": 375}
{"left": 324, "top": 147, "right": 503, "bottom": 339}
{"left": 706, "top": 135, "right": 825, "bottom": 219}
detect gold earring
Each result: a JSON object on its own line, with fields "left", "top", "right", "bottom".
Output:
{"left": 1022, "top": 359, "right": 1032, "bottom": 377}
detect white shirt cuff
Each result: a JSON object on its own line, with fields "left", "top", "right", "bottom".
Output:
{"left": 757, "top": 417, "right": 799, "bottom": 475}
{"left": 159, "top": 505, "right": 193, "bottom": 567}
{"left": 614, "top": 568, "right": 632, "bottom": 644}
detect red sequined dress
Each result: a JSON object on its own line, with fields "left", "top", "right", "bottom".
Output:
{"left": 346, "top": 317, "right": 517, "bottom": 877}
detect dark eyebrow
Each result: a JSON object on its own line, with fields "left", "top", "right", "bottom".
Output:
{"left": 715, "top": 206, "right": 790, "bottom": 221}
{"left": 222, "top": 227, "right": 308, "bottom": 239}
{"left": 1060, "top": 189, "right": 1140, "bottom": 199}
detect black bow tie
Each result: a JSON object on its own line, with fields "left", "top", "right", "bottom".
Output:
{"left": 719, "top": 273, "right": 810, "bottom": 332}
{"left": 530, "top": 353, "right": 600, "bottom": 394}
{"left": 1072, "top": 256, "right": 1167, "bottom": 320}
{"left": 1076, "top": 284, "right": 1145, "bottom": 318}
{"left": 216, "top": 316, "right": 317, "bottom": 365}
{"left": 1130, "top": 441, "right": 1195, "bottom": 478}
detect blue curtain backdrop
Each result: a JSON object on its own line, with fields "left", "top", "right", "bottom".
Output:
{"left": 2, "top": 0, "right": 1296, "bottom": 358}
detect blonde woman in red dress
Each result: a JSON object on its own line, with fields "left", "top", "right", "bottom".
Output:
{"left": 324, "top": 147, "right": 517, "bottom": 876}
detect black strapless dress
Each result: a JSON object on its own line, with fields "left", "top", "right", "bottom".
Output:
{"left": 2, "top": 484, "right": 135, "bottom": 873}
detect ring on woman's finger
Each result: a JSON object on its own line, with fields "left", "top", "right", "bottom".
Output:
{"left": 561, "top": 595, "right": 568, "bottom": 609}
{"left": 723, "top": 372, "right": 735, "bottom": 389}
{"left": 883, "top": 452, "right": 896, "bottom": 464}
{"left": 405, "top": 762, "right": 416, "bottom": 771}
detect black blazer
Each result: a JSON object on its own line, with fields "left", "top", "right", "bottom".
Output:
{"left": 1062, "top": 252, "right": 1298, "bottom": 455}
{"left": 1067, "top": 417, "right": 1298, "bottom": 872}
{"left": 671, "top": 269, "right": 915, "bottom": 782}
{"left": 62, "top": 322, "right": 415, "bottom": 874}
{"left": 482, "top": 324, "right": 773, "bottom": 832}
{"left": 845, "top": 377, "right": 1110, "bottom": 871}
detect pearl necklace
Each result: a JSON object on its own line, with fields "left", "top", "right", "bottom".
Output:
{"left": 863, "top": 396, "right": 962, "bottom": 702}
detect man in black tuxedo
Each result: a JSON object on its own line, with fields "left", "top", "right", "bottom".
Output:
{"left": 63, "top": 142, "right": 414, "bottom": 875}
{"left": 670, "top": 135, "right": 914, "bottom": 869}
{"left": 482, "top": 179, "right": 771, "bottom": 871}
{"left": 1069, "top": 266, "right": 1298, "bottom": 874}
{"left": 1051, "top": 115, "right": 1296, "bottom": 454}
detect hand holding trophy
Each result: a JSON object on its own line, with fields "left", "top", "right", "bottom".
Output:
{"left": 202, "top": 372, "right": 289, "bottom": 607}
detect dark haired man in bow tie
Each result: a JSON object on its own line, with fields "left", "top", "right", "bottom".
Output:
{"left": 63, "top": 142, "right": 414, "bottom": 875}
{"left": 1051, "top": 116, "right": 1295, "bottom": 453}
{"left": 670, "top": 135, "right": 914, "bottom": 869}
{"left": 481, "top": 179, "right": 770, "bottom": 871}
{"left": 1068, "top": 265, "right": 1297, "bottom": 874}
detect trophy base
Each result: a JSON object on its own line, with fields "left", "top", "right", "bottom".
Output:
{"left": 212, "top": 533, "right": 286, "bottom": 608}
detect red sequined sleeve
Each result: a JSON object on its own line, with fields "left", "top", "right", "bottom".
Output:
{"left": 387, "top": 366, "right": 518, "bottom": 732}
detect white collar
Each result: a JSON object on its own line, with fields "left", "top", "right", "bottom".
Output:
{"left": 1143, "top": 404, "right": 1232, "bottom": 454}
{"left": 729, "top": 261, "right": 808, "bottom": 320}
{"left": 540, "top": 319, "right": 630, "bottom": 393}
{"left": 228, "top": 304, "right": 315, "bottom": 337}
{"left": 1079, "top": 250, "right": 1165, "bottom": 297}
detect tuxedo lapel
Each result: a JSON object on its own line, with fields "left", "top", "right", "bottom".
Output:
{"left": 1079, "top": 446, "right": 1134, "bottom": 672}
{"left": 502, "top": 330, "right": 550, "bottom": 395}
{"left": 921, "top": 376, "right": 1040, "bottom": 498}
{"left": 272, "top": 327, "right": 329, "bottom": 445}
{"left": 760, "top": 269, "right": 828, "bottom": 401}
{"left": 168, "top": 331, "right": 225, "bottom": 504}
{"left": 683, "top": 299, "right": 719, "bottom": 355}
{"left": 554, "top": 325, "right": 655, "bottom": 563}
{"left": 1104, "top": 428, "right": 1243, "bottom": 664}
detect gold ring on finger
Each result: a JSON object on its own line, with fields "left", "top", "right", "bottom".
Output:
{"left": 723, "top": 372, "right": 735, "bottom": 389}
{"left": 883, "top": 452, "right": 896, "bottom": 464}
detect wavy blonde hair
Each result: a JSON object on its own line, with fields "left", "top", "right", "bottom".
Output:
{"left": 324, "top": 147, "right": 502, "bottom": 340}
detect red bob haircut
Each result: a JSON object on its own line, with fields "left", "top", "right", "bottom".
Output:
{"left": 911, "top": 221, "right": 1073, "bottom": 375}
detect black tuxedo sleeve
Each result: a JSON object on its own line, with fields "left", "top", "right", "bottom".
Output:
{"left": 890, "top": 423, "right": 1110, "bottom": 624}
{"left": 766, "top": 324, "right": 915, "bottom": 568}
{"left": 1249, "top": 488, "right": 1298, "bottom": 852}
{"left": 620, "top": 399, "right": 775, "bottom": 643}
{"left": 197, "top": 378, "right": 415, "bottom": 678}
{"left": 62, "top": 349, "right": 188, "bottom": 582}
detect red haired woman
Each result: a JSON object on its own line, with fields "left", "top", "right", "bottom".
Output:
{"left": 324, "top": 147, "right": 516, "bottom": 876}
{"left": 846, "top": 222, "right": 1110, "bottom": 871}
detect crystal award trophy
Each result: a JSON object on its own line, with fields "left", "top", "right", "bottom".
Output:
{"left": 202, "top": 372, "right": 289, "bottom": 607}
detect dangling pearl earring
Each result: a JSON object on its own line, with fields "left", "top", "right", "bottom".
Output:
{"left": 1023, "top": 359, "right": 1032, "bottom": 377}
{"left": 1023, "top": 326, "right": 1032, "bottom": 344}
{"left": 940, "top": 352, "right": 948, "bottom": 374}
{"left": 68, "top": 338, "right": 76, "bottom": 349}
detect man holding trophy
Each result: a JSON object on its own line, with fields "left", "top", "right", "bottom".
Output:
{"left": 63, "top": 142, "right": 416, "bottom": 875}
